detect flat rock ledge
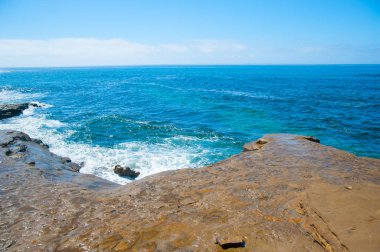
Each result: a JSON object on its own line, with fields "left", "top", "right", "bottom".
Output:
{"left": 0, "top": 130, "right": 380, "bottom": 251}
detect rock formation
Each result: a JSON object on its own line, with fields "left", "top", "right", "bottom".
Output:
{"left": 0, "top": 103, "right": 40, "bottom": 120}
{"left": 0, "top": 104, "right": 29, "bottom": 120}
{"left": 0, "top": 130, "right": 379, "bottom": 251}
{"left": 114, "top": 165, "right": 140, "bottom": 178}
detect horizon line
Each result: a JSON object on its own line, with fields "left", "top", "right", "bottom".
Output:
{"left": 2, "top": 63, "right": 380, "bottom": 69}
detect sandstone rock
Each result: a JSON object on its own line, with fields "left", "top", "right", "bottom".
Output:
{"left": 0, "top": 132, "right": 379, "bottom": 251}
{"left": 243, "top": 142, "right": 260, "bottom": 151}
{"left": 114, "top": 165, "right": 140, "bottom": 178}
{"left": 256, "top": 138, "right": 268, "bottom": 145}
{"left": 345, "top": 185, "right": 353, "bottom": 190}
{"left": 243, "top": 138, "right": 268, "bottom": 151}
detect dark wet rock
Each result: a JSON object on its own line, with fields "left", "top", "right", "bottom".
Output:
{"left": 40, "top": 143, "right": 49, "bottom": 149}
{"left": 0, "top": 135, "right": 14, "bottom": 147}
{"left": 303, "top": 136, "right": 320, "bottom": 143}
{"left": 60, "top": 157, "right": 81, "bottom": 172}
{"left": 11, "top": 131, "right": 32, "bottom": 142}
{"left": 29, "top": 102, "right": 41, "bottom": 108}
{"left": 17, "top": 145, "right": 27, "bottom": 153}
{"left": 28, "top": 161, "right": 36, "bottom": 166}
{"left": 0, "top": 103, "right": 44, "bottom": 120}
{"left": 61, "top": 157, "right": 72, "bottom": 163}
{"left": 0, "top": 130, "right": 81, "bottom": 173}
{"left": 216, "top": 236, "right": 246, "bottom": 249}
{"left": 256, "top": 138, "right": 268, "bottom": 145}
{"left": 0, "top": 103, "right": 29, "bottom": 120}
{"left": 0, "top": 131, "right": 32, "bottom": 147}
{"left": 31, "top": 138, "right": 49, "bottom": 149}
{"left": 114, "top": 165, "right": 140, "bottom": 178}
{"left": 31, "top": 138, "right": 43, "bottom": 145}
{"left": 68, "top": 162, "right": 81, "bottom": 172}
{"left": 4, "top": 149, "right": 12, "bottom": 156}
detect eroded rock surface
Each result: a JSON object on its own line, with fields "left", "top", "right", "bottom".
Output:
{"left": 0, "top": 131, "right": 379, "bottom": 251}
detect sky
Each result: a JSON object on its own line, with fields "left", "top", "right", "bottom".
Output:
{"left": 0, "top": 0, "right": 379, "bottom": 67}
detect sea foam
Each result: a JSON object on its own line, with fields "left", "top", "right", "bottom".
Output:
{"left": 0, "top": 88, "right": 45, "bottom": 104}
{"left": 0, "top": 91, "right": 209, "bottom": 184}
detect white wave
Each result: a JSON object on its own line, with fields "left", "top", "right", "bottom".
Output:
{"left": 193, "top": 88, "right": 277, "bottom": 100}
{"left": 0, "top": 70, "right": 11, "bottom": 73}
{"left": 22, "top": 102, "right": 54, "bottom": 116}
{"left": 0, "top": 111, "right": 209, "bottom": 185}
{"left": 22, "top": 106, "right": 36, "bottom": 116}
{"left": 0, "top": 89, "right": 45, "bottom": 104}
{"left": 30, "top": 101, "right": 53, "bottom": 108}
{"left": 171, "top": 135, "right": 222, "bottom": 142}
{"left": 144, "top": 83, "right": 278, "bottom": 100}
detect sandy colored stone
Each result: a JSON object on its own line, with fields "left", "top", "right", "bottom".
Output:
{"left": 0, "top": 130, "right": 380, "bottom": 251}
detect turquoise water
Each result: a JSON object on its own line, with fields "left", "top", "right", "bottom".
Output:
{"left": 0, "top": 65, "right": 379, "bottom": 183}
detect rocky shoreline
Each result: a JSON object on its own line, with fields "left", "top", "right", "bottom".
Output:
{"left": 0, "top": 103, "right": 42, "bottom": 120}
{"left": 1, "top": 105, "right": 380, "bottom": 251}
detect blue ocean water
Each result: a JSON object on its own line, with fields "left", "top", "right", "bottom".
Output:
{"left": 0, "top": 65, "right": 379, "bottom": 184}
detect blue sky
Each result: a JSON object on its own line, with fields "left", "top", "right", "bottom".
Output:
{"left": 0, "top": 0, "right": 379, "bottom": 66}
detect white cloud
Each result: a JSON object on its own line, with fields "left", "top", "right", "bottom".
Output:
{"left": 0, "top": 38, "right": 248, "bottom": 67}
{"left": 160, "top": 44, "right": 189, "bottom": 53}
{"left": 194, "top": 39, "right": 247, "bottom": 53}
{"left": 1, "top": 39, "right": 377, "bottom": 66}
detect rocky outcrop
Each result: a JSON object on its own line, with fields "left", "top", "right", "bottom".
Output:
{"left": 114, "top": 165, "right": 140, "bottom": 178}
{"left": 0, "top": 103, "right": 41, "bottom": 120}
{"left": 0, "top": 130, "right": 82, "bottom": 173}
{"left": 31, "top": 138, "right": 50, "bottom": 149}
{"left": 243, "top": 137, "right": 269, "bottom": 151}
{"left": 0, "top": 131, "right": 379, "bottom": 251}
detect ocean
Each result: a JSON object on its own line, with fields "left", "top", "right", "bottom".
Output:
{"left": 0, "top": 65, "right": 379, "bottom": 184}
